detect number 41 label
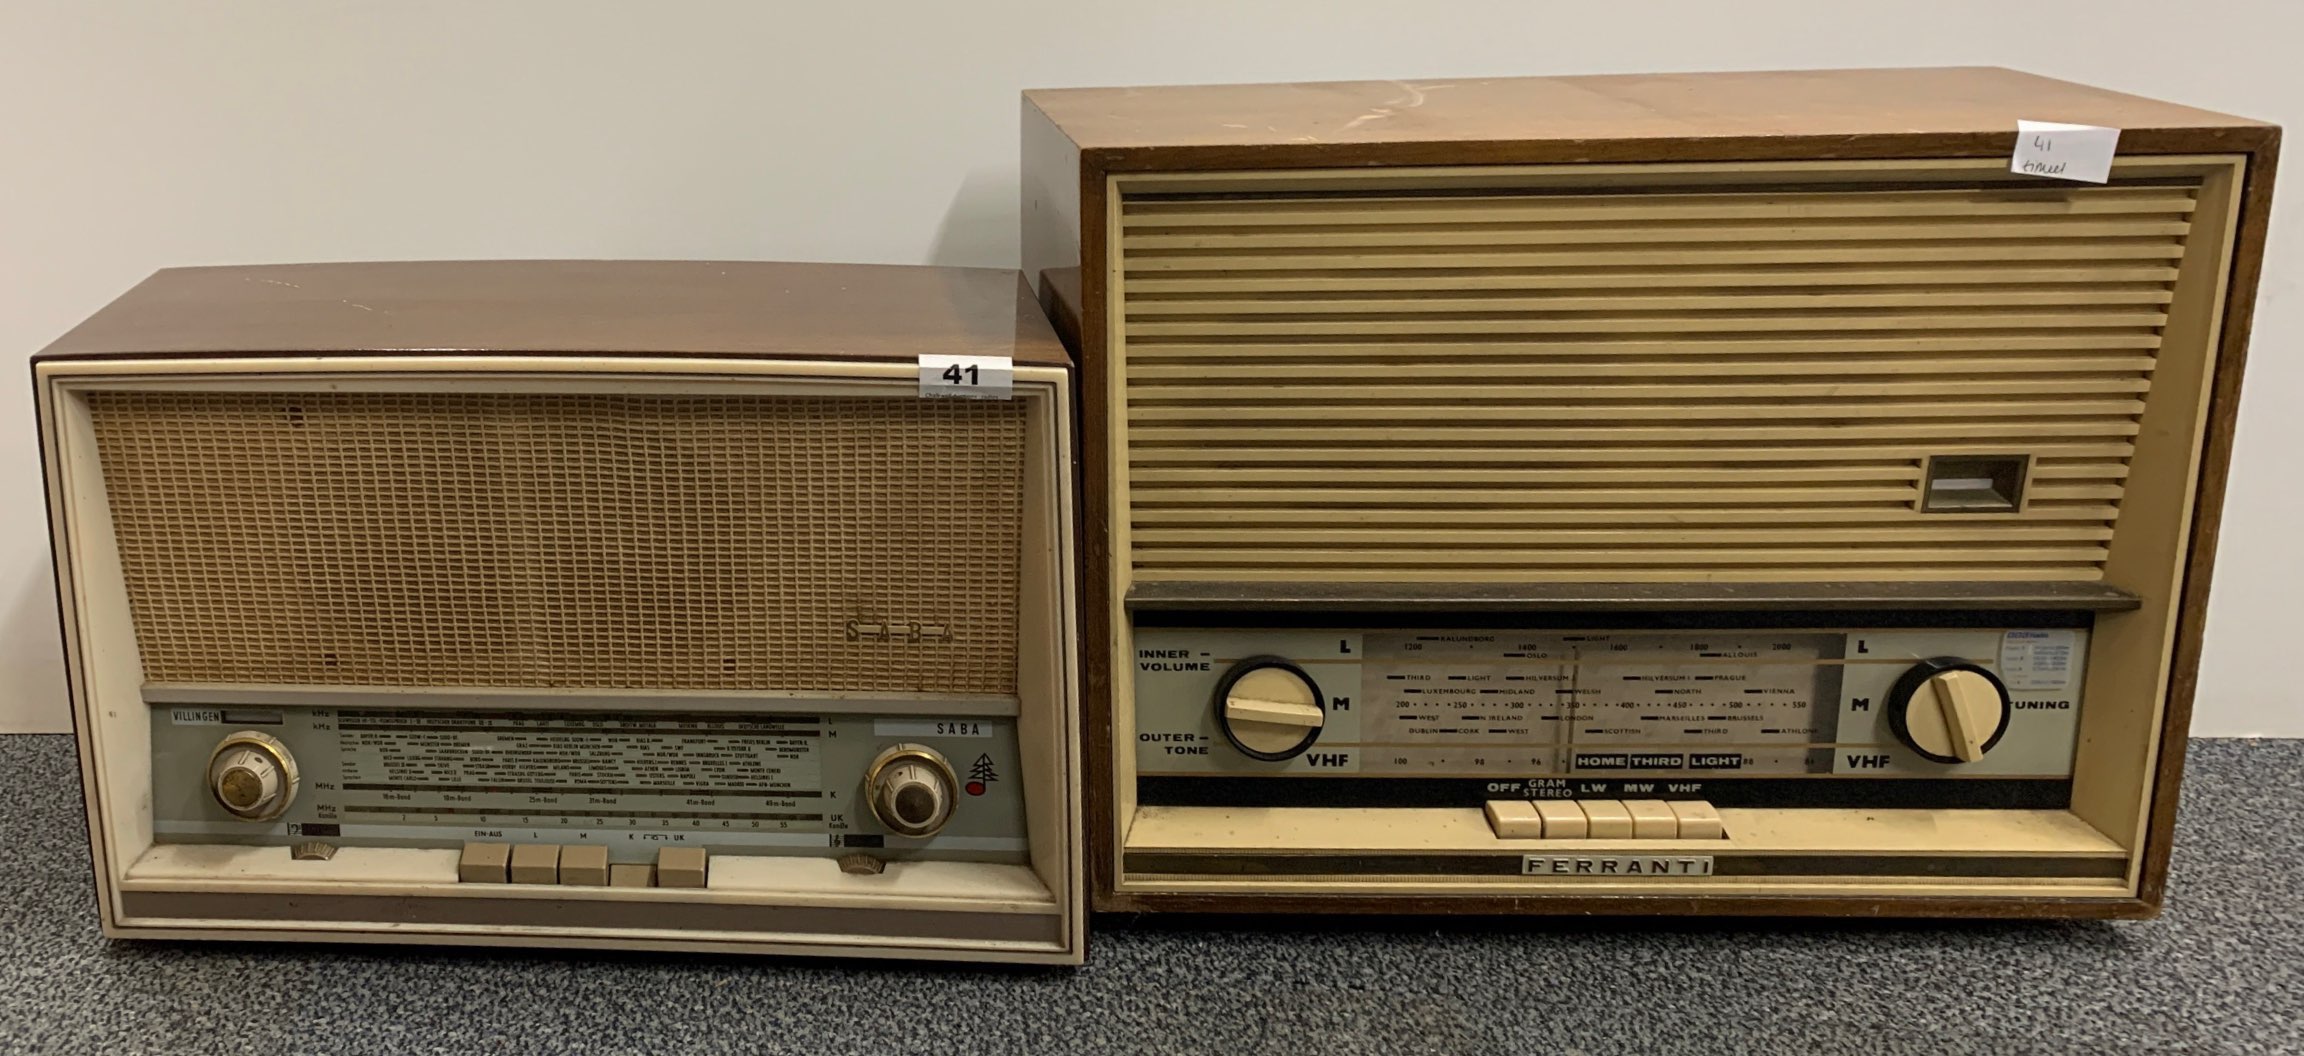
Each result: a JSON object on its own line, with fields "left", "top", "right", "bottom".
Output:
{"left": 918, "top": 354, "right": 1013, "bottom": 400}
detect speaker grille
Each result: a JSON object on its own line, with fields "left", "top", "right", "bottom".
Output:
{"left": 1116, "top": 176, "right": 2211, "bottom": 583}
{"left": 87, "top": 392, "right": 1026, "bottom": 692}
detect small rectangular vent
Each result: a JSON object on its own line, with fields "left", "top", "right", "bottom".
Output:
{"left": 1115, "top": 176, "right": 2210, "bottom": 584}
{"left": 87, "top": 391, "right": 1027, "bottom": 692}
{"left": 1921, "top": 455, "right": 2033, "bottom": 513}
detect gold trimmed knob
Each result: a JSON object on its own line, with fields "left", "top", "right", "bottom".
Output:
{"left": 207, "top": 731, "right": 299, "bottom": 821}
{"left": 865, "top": 743, "right": 957, "bottom": 838}
{"left": 1217, "top": 658, "right": 1324, "bottom": 761}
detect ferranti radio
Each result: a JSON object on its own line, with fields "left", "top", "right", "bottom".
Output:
{"left": 36, "top": 261, "right": 1083, "bottom": 963}
{"left": 1023, "top": 68, "right": 2276, "bottom": 916}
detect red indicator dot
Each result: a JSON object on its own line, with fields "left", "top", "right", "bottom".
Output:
{"left": 965, "top": 781, "right": 987, "bottom": 796}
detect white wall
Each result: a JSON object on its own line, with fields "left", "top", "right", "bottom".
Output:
{"left": 3, "top": 0, "right": 2298, "bottom": 735}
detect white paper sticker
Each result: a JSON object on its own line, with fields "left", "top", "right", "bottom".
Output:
{"left": 2012, "top": 120, "right": 2121, "bottom": 184}
{"left": 1999, "top": 629, "right": 2079, "bottom": 692}
{"left": 918, "top": 354, "right": 1013, "bottom": 399}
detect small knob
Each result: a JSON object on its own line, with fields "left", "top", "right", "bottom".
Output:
{"left": 206, "top": 731, "right": 299, "bottom": 821}
{"left": 865, "top": 744, "right": 957, "bottom": 838}
{"left": 1216, "top": 658, "right": 1324, "bottom": 761}
{"left": 1887, "top": 658, "right": 2013, "bottom": 764}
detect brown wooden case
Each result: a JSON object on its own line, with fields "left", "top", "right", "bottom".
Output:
{"left": 1022, "top": 68, "right": 2278, "bottom": 917}
{"left": 38, "top": 261, "right": 1085, "bottom": 963}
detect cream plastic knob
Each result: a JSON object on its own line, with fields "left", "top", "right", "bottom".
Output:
{"left": 1898, "top": 667, "right": 2010, "bottom": 763}
{"left": 1220, "top": 663, "right": 1324, "bottom": 759}
{"left": 206, "top": 731, "right": 299, "bottom": 821}
{"left": 866, "top": 743, "right": 957, "bottom": 838}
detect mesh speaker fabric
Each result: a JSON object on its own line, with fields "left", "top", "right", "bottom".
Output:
{"left": 87, "top": 391, "right": 1026, "bottom": 693}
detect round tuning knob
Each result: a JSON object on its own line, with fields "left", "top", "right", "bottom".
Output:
{"left": 206, "top": 731, "right": 299, "bottom": 821}
{"left": 1215, "top": 657, "right": 1325, "bottom": 761}
{"left": 865, "top": 743, "right": 958, "bottom": 838}
{"left": 1887, "top": 658, "right": 2013, "bottom": 764}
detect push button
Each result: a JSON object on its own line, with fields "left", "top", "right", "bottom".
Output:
{"left": 1484, "top": 800, "right": 1544, "bottom": 838}
{"left": 1623, "top": 800, "right": 1679, "bottom": 839}
{"left": 1668, "top": 801, "right": 1726, "bottom": 840}
{"left": 1532, "top": 800, "right": 1588, "bottom": 839}
{"left": 1580, "top": 800, "right": 1635, "bottom": 839}
{"left": 658, "top": 847, "right": 709, "bottom": 888}
{"left": 1489, "top": 800, "right": 1726, "bottom": 842}
{"left": 458, "top": 842, "right": 510, "bottom": 884}
{"left": 509, "top": 843, "right": 561, "bottom": 885}
{"left": 560, "top": 845, "right": 610, "bottom": 886}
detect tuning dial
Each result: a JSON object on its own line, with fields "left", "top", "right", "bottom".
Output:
{"left": 1215, "top": 657, "right": 1325, "bottom": 761}
{"left": 206, "top": 731, "right": 299, "bottom": 821}
{"left": 1887, "top": 658, "right": 2013, "bottom": 764}
{"left": 865, "top": 743, "right": 958, "bottom": 838}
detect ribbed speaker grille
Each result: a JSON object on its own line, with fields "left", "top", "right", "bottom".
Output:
{"left": 1116, "top": 178, "right": 2207, "bottom": 583}
{"left": 87, "top": 392, "right": 1026, "bottom": 692}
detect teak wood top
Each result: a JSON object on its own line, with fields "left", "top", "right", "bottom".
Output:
{"left": 1025, "top": 67, "right": 2273, "bottom": 164}
{"left": 36, "top": 260, "right": 1071, "bottom": 367}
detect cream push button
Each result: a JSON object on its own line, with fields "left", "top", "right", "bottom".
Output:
{"left": 1495, "top": 800, "right": 1725, "bottom": 840}
{"left": 509, "top": 844, "right": 561, "bottom": 885}
{"left": 1622, "top": 800, "right": 1680, "bottom": 839}
{"left": 1214, "top": 658, "right": 1325, "bottom": 761}
{"left": 459, "top": 842, "right": 511, "bottom": 883}
{"left": 1532, "top": 800, "right": 1588, "bottom": 838}
{"left": 1668, "top": 801, "right": 1727, "bottom": 840}
{"left": 1485, "top": 800, "right": 1544, "bottom": 838}
{"left": 560, "top": 845, "right": 610, "bottom": 886}
{"left": 1888, "top": 658, "right": 2013, "bottom": 764}
{"left": 1580, "top": 800, "right": 1636, "bottom": 839}
{"left": 658, "top": 847, "right": 709, "bottom": 889}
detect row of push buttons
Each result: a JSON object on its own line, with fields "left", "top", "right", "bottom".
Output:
{"left": 1484, "top": 799, "right": 1726, "bottom": 840}
{"left": 458, "top": 844, "right": 711, "bottom": 888}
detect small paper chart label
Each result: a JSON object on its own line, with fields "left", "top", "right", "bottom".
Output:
{"left": 918, "top": 354, "right": 1013, "bottom": 399}
{"left": 2011, "top": 120, "right": 2120, "bottom": 184}
{"left": 2000, "top": 629, "right": 2079, "bottom": 692}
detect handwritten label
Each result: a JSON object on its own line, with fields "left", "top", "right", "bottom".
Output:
{"left": 2012, "top": 120, "right": 2120, "bottom": 184}
{"left": 918, "top": 354, "right": 1013, "bottom": 399}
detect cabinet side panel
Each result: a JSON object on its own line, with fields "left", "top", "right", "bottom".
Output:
{"left": 1021, "top": 100, "right": 1083, "bottom": 295}
{"left": 2069, "top": 159, "right": 2242, "bottom": 882}
{"left": 2137, "top": 137, "right": 2281, "bottom": 910}
{"left": 37, "top": 372, "right": 123, "bottom": 931}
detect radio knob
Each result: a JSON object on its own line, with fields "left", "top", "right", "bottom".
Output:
{"left": 1216, "top": 658, "right": 1325, "bottom": 761}
{"left": 866, "top": 744, "right": 958, "bottom": 838}
{"left": 206, "top": 731, "right": 299, "bottom": 821}
{"left": 1887, "top": 658, "right": 2013, "bottom": 764}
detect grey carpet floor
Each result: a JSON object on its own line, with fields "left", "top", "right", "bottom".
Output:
{"left": 0, "top": 734, "right": 2296, "bottom": 1055}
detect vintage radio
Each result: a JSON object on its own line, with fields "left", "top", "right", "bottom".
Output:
{"left": 1022, "top": 68, "right": 2276, "bottom": 915}
{"left": 36, "top": 260, "right": 1083, "bottom": 962}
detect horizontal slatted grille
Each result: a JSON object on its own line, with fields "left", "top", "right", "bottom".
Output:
{"left": 1116, "top": 179, "right": 2203, "bottom": 583}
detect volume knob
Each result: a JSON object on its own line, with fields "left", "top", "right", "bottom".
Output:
{"left": 206, "top": 731, "right": 299, "bottom": 821}
{"left": 1887, "top": 658, "right": 2013, "bottom": 764}
{"left": 1216, "top": 657, "right": 1324, "bottom": 761}
{"left": 865, "top": 744, "right": 958, "bottom": 838}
